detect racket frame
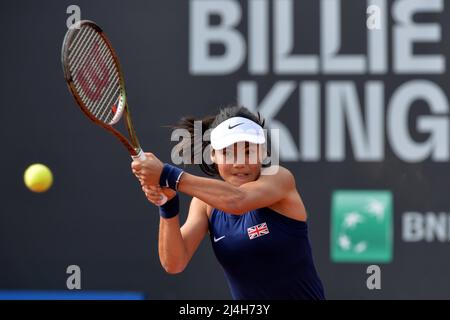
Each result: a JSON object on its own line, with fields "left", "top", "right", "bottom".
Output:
{"left": 61, "top": 20, "right": 143, "bottom": 158}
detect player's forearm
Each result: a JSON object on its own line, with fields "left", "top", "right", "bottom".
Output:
{"left": 158, "top": 217, "right": 188, "bottom": 274}
{"left": 178, "top": 173, "right": 246, "bottom": 214}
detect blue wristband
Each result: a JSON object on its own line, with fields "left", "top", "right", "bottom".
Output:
{"left": 159, "top": 193, "right": 179, "bottom": 219}
{"left": 159, "top": 164, "right": 184, "bottom": 191}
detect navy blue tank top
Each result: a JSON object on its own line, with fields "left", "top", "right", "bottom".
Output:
{"left": 209, "top": 207, "right": 325, "bottom": 300}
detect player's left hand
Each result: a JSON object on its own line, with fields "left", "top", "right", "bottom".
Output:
{"left": 142, "top": 185, "right": 177, "bottom": 206}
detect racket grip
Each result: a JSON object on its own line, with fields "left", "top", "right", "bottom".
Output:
{"left": 131, "top": 150, "right": 168, "bottom": 205}
{"left": 132, "top": 149, "right": 147, "bottom": 161}
{"left": 157, "top": 194, "right": 168, "bottom": 206}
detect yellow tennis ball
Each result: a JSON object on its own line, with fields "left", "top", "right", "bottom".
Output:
{"left": 24, "top": 163, "right": 53, "bottom": 193}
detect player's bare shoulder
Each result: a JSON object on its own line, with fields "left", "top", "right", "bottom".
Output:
{"left": 260, "top": 165, "right": 296, "bottom": 189}
{"left": 265, "top": 166, "right": 306, "bottom": 221}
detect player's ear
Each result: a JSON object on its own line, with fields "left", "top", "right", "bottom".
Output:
{"left": 210, "top": 149, "right": 216, "bottom": 164}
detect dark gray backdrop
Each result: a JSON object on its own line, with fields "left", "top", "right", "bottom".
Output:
{"left": 1, "top": 0, "right": 449, "bottom": 299}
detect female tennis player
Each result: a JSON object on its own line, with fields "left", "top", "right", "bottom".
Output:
{"left": 131, "top": 106, "right": 325, "bottom": 300}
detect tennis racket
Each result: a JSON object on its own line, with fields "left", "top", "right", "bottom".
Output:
{"left": 61, "top": 20, "right": 167, "bottom": 204}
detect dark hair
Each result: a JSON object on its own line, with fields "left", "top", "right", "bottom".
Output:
{"left": 172, "top": 105, "right": 269, "bottom": 176}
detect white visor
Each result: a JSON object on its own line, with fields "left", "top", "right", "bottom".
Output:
{"left": 210, "top": 117, "right": 266, "bottom": 150}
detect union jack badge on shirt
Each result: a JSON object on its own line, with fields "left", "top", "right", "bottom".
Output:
{"left": 247, "top": 222, "right": 270, "bottom": 240}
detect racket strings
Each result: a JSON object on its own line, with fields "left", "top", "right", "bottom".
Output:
{"left": 72, "top": 29, "right": 119, "bottom": 120}
{"left": 67, "top": 25, "right": 122, "bottom": 124}
{"left": 70, "top": 29, "right": 101, "bottom": 84}
{"left": 69, "top": 27, "right": 96, "bottom": 71}
{"left": 82, "top": 44, "right": 116, "bottom": 115}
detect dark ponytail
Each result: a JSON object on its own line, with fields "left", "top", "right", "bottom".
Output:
{"left": 171, "top": 105, "right": 269, "bottom": 176}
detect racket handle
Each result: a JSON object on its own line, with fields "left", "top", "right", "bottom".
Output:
{"left": 157, "top": 193, "right": 168, "bottom": 205}
{"left": 132, "top": 149, "right": 147, "bottom": 161}
{"left": 131, "top": 150, "right": 168, "bottom": 205}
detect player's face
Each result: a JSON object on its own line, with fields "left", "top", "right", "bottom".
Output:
{"left": 212, "top": 142, "right": 263, "bottom": 187}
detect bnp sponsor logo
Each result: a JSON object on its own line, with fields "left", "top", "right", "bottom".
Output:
{"left": 331, "top": 191, "right": 393, "bottom": 263}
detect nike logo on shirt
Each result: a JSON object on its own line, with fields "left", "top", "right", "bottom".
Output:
{"left": 214, "top": 235, "right": 226, "bottom": 242}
